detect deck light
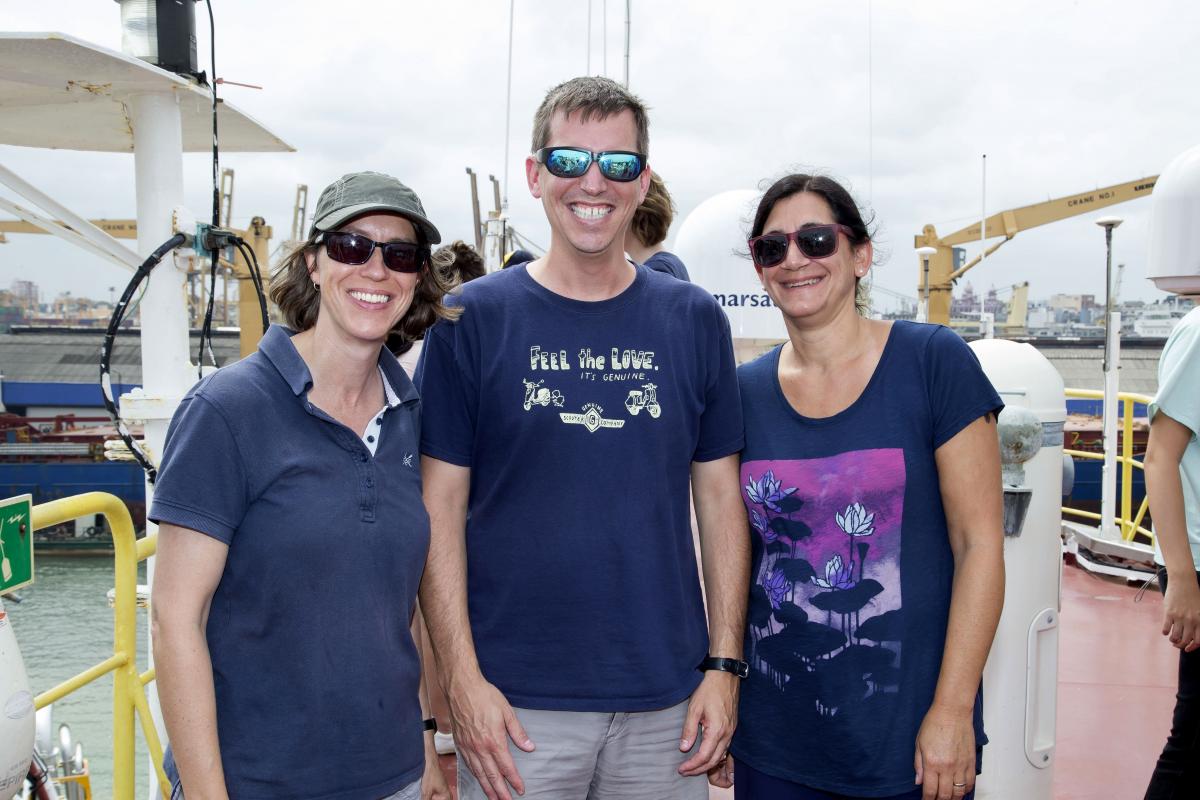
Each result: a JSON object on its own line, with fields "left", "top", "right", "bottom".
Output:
{"left": 114, "top": 0, "right": 200, "bottom": 79}
{"left": 915, "top": 246, "right": 937, "bottom": 323}
{"left": 1094, "top": 215, "right": 1123, "bottom": 540}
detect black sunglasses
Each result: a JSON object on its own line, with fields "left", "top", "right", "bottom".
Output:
{"left": 319, "top": 230, "right": 429, "bottom": 274}
{"left": 535, "top": 147, "right": 647, "bottom": 182}
{"left": 748, "top": 224, "right": 856, "bottom": 268}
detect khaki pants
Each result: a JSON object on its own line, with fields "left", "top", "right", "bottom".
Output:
{"left": 456, "top": 699, "right": 708, "bottom": 800}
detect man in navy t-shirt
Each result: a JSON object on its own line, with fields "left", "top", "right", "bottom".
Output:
{"left": 415, "top": 76, "right": 749, "bottom": 800}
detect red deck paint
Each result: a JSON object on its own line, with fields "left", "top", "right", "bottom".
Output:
{"left": 1053, "top": 563, "right": 1178, "bottom": 800}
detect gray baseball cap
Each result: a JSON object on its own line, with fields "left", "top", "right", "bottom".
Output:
{"left": 310, "top": 171, "right": 442, "bottom": 244}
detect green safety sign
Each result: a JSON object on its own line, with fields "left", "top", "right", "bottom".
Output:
{"left": 0, "top": 494, "right": 33, "bottom": 594}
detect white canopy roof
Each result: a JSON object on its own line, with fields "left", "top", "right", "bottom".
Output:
{"left": 0, "top": 32, "right": 293, "bottom": 153}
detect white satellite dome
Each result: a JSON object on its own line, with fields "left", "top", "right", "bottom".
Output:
{"left": 1147, "top": 143, "right": 1200, "bottom": 295}
{"left": 674, "top": 190, "right": 787, "bottom": 340}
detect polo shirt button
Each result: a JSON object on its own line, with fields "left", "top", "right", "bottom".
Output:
{"left": 375, "top": 417, "right": 383, "bottom": 425}
{"left": 359, "top": 453, "right": 368, "bottom": 462}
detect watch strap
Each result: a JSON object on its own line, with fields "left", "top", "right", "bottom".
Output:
{"left": 697, "top": 656, "right": 750, "bottom": 679}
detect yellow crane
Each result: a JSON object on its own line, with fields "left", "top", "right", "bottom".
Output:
{"left": 996, "top": 281, "right": 1029, "bottom": 332}
{"left": 914, "top": 175, "right": 1158, "bottom": 326}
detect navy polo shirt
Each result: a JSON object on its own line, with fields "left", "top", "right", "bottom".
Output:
{"left": 151, "top": 325, "right": 428, "bottom": 800}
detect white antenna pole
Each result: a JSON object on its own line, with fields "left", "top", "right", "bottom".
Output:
{"left": 623, "top": 0, "right": 631, "bottom": 88}
{"left": 502, "top": 0, "right": 515, "bottom": 209}
{"left": 867, "top": 0, "right": 873, "bottom": 204}
{"left": 587, "top": 0, "right": 592, "bottom": 74}
{"left": 603, "top": 0, "right": 608, "bottom": 75}
{"left": 981, "top": 154, "right": 987, "bottom": 268}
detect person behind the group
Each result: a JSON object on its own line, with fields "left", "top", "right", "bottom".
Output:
{"left": 437, "top": 239, "right": 487, "bottom": 284}
{"left": 721, "top": 173, "right": 1005, "bottom": 800}
{"left": 151, "top": 171, "right": 454, "bottom": 800}
{"left": 403, "top": 238, "right": 486, "bottom": 754}
{"left": 501, "top": 248, "right": 535, "bottom": 269}
{"left": 396, "top": 240, "right": 485, "bottom": 377}
{"left": 624, "top": 171, "right": 690, "bottom": 281}
{"left": 1143, "top": 300, "right": 1200, "bottom": 798}
{"left": 415, "top": 76, "right": 750, "bottom": 800}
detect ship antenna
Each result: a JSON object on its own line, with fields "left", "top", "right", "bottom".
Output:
{"left": 502, "top": 0, "right": 515, "bottom": 211}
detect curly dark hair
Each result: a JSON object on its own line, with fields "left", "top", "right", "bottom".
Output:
{"left": 750, "top": 173, "right": 876, "bottom": 316}
{"left": 270, "top": 226, "right": 460, "bottom": 355}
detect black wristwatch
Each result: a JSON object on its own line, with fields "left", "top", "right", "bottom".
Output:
{"left": 697, "top": 656, "right": 750, "bottom": 679}
{"left": 422, "top": 717, "right": 437, "bottom": 732}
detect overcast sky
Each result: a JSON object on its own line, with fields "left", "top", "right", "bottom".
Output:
{"left": 3, "top": 0, "right": 1198, "bottom": 311}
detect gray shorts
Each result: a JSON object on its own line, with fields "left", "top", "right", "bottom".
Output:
{"left": 456, "top": 699, "right": 707, "bottom": 800}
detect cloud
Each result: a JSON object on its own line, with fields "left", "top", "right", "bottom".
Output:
{"left": 2, "top": 0, "right": 1198, "bottom": 306}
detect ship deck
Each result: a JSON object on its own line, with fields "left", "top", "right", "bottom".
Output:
{"left": 434, "top": 560, "right": 1179, "bottom": 799}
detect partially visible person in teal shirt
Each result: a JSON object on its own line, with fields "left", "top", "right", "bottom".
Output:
{"left": 1145, "top": 302, "right": 1200, "bottom": 799}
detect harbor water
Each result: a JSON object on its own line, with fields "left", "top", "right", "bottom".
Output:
{"left": 7, "top": 556, "right": 149, "bottom": 799}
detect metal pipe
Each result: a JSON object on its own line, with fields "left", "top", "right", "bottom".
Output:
{"left": 34, "top": 653, "right": 128, "bottom": 709}
{"left": 981, "top": 154, "right": 987, "bottom": 270}
{"left": 466, "top": 168, "right": 483, "bottom": 251}
{"left": 1101, "top": 310, "right": 1121, "bottom": 539}
{"left": 1095, "top": 216, "right": 1123, "bottom": 540}
{"left": 502, "top": 0, "right": 515, "bottom": 209}
{"left": 129, "top": 88, "right": 191, "bottom": 800}
{"left": 915, "top": 246, "right": 937, "bottom": 323}
{"left": 623, "top": 0, "right": 631, "bottom": 88}
{"left": 0, "top": 165, "right": 143, "bottom": 269}
{"left": 0, "top": 197, "right": 139, "bottom": 270}
{"left": 28, "top": 491, "right": 166, "bottom": 798}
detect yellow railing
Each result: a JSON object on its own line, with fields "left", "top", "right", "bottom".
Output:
{"left": 1063, "top": 388, "right": 1154, "bottom": 545}
{"left": 30, "top": 492, "right": 169, "bottom": 799}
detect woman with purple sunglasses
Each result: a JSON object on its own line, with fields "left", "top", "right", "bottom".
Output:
{"left": 716, "top": 173, "right": 1005, "bottom": 800}
{"left": 151, "top": 172, "right": 456, "bottom": 800}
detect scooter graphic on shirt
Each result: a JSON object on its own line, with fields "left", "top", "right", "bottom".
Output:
{"left": 523, "top": 379, "right": 564, "bottom": 410}
{"left": 624, "top": 383, "right": 661, "bottom": 418}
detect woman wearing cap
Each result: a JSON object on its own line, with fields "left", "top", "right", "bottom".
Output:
{"left": 718, "top": 173, "right": 1004, "bottom": 800}
{"left": 151, "top": 172, "right": 455, "bottom": 800}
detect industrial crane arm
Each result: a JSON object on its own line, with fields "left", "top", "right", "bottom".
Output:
{"left": 916, "top": 175, "right": 1158, "bottom": 250}
{"left": 913, "top": 174, "right": 1157, "bottom": 326}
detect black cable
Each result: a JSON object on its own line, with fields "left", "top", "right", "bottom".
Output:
{"left": 234, "top": 240, "right": 270, "bottom": 332}
{"left": 100, "top": 233, "right": 188, "bottom": 483}
{"left": 200, "top": 255, "right": 219, "bottom": 372}
{"left": 199, "top": 0, "right": 220, "bottom": 378}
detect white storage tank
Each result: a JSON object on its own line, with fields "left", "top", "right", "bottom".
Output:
{"left": 0, "top": 598, "right": 35, "bottom": 795}
{"left": 969, "top": 339, "right": 1066, "bottom": 800}
{"left": 1147, "top": 144, "right": 1200, "bottom": 295}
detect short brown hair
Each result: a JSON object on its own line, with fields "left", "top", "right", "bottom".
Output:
{"left": 629, "top": 172, "right": 675, "bottom": 248}
{"left": 531, "top": 76, "right": 649, "bottom": 156}
{"left": 270, "top": 229, "right": 460, "bottom": 353}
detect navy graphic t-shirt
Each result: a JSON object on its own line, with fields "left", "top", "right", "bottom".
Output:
{"left": 416, "top": 263, "right": 743, "bottom": 711}
{"left": 731, "top": 321, "right": 1002, "bottom": 796}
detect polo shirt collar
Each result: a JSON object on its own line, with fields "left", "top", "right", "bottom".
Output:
{"left": 259, "top": 325, "right": 419, "bottom": 406}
